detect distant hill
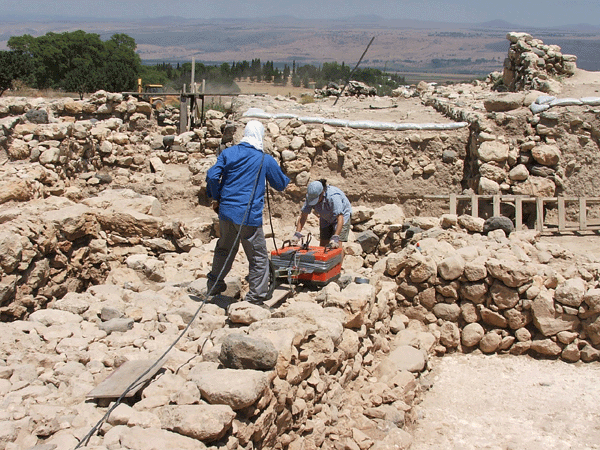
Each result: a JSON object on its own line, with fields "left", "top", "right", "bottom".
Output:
{"left": 478, "top": 20, "right": 523, "bottom": 29}
{"left": 1, "top": 15, "right": 600, "bottom": 72}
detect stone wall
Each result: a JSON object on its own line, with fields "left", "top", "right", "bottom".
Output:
{"left": 372, "top": 216, "right": 600, "bottom": 364}
{"left": 502, "top": 32, "right": 578, "bottom": 93}
{"left": 0, "top": 91, "right": 470, "bottom": 218}
{"left": 424, "top": 82, "right": 600, "bottom": 210}
{"left": 0, "top": 189, "right": 190, "bottom": 320}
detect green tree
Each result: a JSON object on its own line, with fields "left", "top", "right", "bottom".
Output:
{"left": 63, "top": 58, "right": 101, "bottom": 99}
{"left": 282, "top": 64, "right": 290, "bottom": 85}
{"left": 291, "top": 73, "right": 301, "bottom": 87}
{"left": 302, "top": 74, "right": 310, "bottom": 88}
{"left": 102, "top": 33, "right": 141, "bottom": 92}
{"left": 8, "top": 30, "right": 141, "bottom": 94}
{"left": 0, "top": 50, "right": 30, "bottom": 95}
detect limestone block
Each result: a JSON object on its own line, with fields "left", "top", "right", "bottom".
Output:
{"left": 511, "top": 175, "right": 555, "bottom": 197}
{"left": 490, "top": 280, "right": 519, "bottom": 309}
{"left": 509, "top": 164, "right": 529, "bottom": 181}
{"left": 480, "top": 307, "right": 508, "bottom": 328}
{"left": 529, "top": 339, "right": 562, "bottom": 356}
{"left": 439, "top": 322, "right": 460, "bottom": 348}
{"left": 476, "top": 141, "right": 509, "bottom": 163}
{"left": 219, "top": 333, "right": 278, "bottom": 371}
{"left": 432, "top": 303, "right": 460, "bottom": 322}
{"left": 7, "top": 139, "right": 30, "bottom": 160}
{"left": 457, "top": 215, "right": 485, "bottom": 233}
{"left": 554, "top": 277, "right": 586, "bottom": 307}
{"left": 438, "top": 254, "right": 465, "bottom": 281}
{"left": 479, "top": 163, "right": 506, "bottom": 183}
{"left": 486, "top": 258, "right": 536, "bottom": 288}
{"left": 0, "top": 232, "right": 24, "bottom": 274}
{"left": 462, "top": 322, "right": 485, "bottom": 347}
{"left": 479, "top": 331, "right": 502, "bottom": 353}
{"left": 191, "top": 368, "right": 269, "bottom": 410}
{"left": 532, "top": 289, "right": 580, "bottom": 336}
{"left": 483, "top": 93, "right": 525, "bottom": 112}
{"left": 158, "top": 404, "right": 235, "bottom": 441}
{"left": 531, "top": 144, "right": 560, "bottom": 166}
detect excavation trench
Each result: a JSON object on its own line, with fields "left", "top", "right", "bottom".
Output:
{"left": 3, "top": 47, "right": 600, "bottom": 447}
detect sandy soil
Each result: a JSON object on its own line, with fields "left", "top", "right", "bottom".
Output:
{"left": 558, "top": 68, "right": 600, "bottom": 98}
{"left": 410, "top": 354, "right": 600, "bottom": 450}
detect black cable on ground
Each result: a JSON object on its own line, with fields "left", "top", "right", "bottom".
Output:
{"left": 75, "top": 153, "right": 267, "bottom": 449}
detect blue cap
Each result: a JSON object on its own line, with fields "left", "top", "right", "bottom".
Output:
{"left": 306, "top": 181, "right": 323, "bottom": 206}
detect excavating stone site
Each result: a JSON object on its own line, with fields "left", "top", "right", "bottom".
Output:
{"left": 2, "top": 31, "right": 600, "bottom": 450}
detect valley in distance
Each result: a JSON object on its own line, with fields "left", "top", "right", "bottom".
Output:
{"left": 1, "top": 15, "right": 600, "bottom": 86}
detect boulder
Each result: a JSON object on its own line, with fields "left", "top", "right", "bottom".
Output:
{"left": 483, "top": 216, "right": 515, "bottom": 236}
{"left": 158, "top": 404, "right": 235, "bottom": 442}
{"left": 532, "top": 290, "right": 580, "bottom": 336}
{"left": 355, "top": 230, "right": 379, "bottom": 254}
{"left": 219, "top": 333, "right": 278, "bottom": 370}
{"left": 191, "top": 369, "right": 269, "bottom": 410}
{"left": 483, "top": 93, "right": 525, "bottom": 112}
{"left": 461, "top": 322, "right": 485, "bottom": 347}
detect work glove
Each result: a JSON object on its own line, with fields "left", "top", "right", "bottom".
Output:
{"left": 290, "top": 231, "right": 303, "bottom": 245}
{"left": 329, "top": 235, "right": 340, "bottom": 249}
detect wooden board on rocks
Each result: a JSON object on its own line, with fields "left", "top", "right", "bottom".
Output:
{"left": 87, "top": 358, "right": 166, "bottom": 399}
{"left": 265, "top": 284, "right": 293, "bottom": 308}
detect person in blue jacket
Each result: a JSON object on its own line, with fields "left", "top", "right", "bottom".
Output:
{"left": 205, "top": 120, "right": 290, "bottom": 304}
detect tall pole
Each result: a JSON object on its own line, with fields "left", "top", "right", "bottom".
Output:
{"left": 191, "top": 57, "right": 196, "bottom": 94}
{"left": 333, "top": 36, "right": 375, "bottom": 106}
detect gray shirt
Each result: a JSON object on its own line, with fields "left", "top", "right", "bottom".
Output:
{"left": 302, "top": 186, "right": 352, "bottom": 226}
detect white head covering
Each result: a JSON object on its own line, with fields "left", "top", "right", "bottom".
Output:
{"left": 239, "top": 120, "right": 264, "bottom": 151}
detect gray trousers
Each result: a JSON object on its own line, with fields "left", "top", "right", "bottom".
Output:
{"left": 208, "top": 219, "right": 269, "bottom": 303}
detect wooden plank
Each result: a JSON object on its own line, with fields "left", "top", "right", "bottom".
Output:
{"left": 536, "top": 197, "right": 545, "bottom": 232}
{"left": 493, "top": 195, "right": 501, "bottom": 217}
{"left": 265, "top": 284, "right": 293, "bottom": 308}
{"left": 580, "top": 197, "right": 587, "bottom": 231}
{"left": 471, "top": 195, "right": 478, "bottom": 218}
{"left": 515, "top": 196, "right": 523, "bottom": 231}
{"left": 87, "top": 358, "right": 166, "bottom": 399}
{"left": 449, "top": 193, "right": 457, "bottom": 215}
{"left": 179, "top": 96, "right": 188, "bottom": 134}
{"left": 558, "top": 197, "right": 566, "bottom": 231}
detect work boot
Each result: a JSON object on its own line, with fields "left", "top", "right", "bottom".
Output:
{"left": 206, "top": 277, "right": 227, "bottom": 296}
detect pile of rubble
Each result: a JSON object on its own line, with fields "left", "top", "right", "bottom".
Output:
{"left": 3, "top": 185, "right": 600, "bottom": 449}
{"left": 420, "top": 35, "right": 599, "bottom": 201}
{"left": 500, "top": 32, "right": 578, "bottom": 93}
{"left": 314, "top": 81, "right": 377, "bottom": 99}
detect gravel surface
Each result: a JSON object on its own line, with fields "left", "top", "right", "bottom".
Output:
{"left": 409, "top": 353, "right": 600, "bottom": 450}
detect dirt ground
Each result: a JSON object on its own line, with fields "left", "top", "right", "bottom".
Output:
{"left": 557, "top": 68, "right": 600, "bottom": 98}
{"left": 410, "top": 353, "right": 600, "bottom": 450}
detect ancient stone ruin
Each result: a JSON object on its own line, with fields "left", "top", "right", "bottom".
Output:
{"left": 0, "top": 31, "right": 599, "bottom": 450}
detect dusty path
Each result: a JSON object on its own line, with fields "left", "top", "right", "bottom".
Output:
{"left": 409, "top": 353, "right": 600, "bottom": 450}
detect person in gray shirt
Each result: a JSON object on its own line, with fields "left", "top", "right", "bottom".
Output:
{"left": 291, "top": 179, "right": 352, "bottom": 254}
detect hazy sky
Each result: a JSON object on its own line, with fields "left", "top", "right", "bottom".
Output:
{"left": 1, "top": 0, "right": 599, "bottom": 27}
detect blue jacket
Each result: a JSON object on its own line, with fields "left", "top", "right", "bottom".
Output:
{"left": 206, "top": 142, "right": 290, "bottom": 226}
